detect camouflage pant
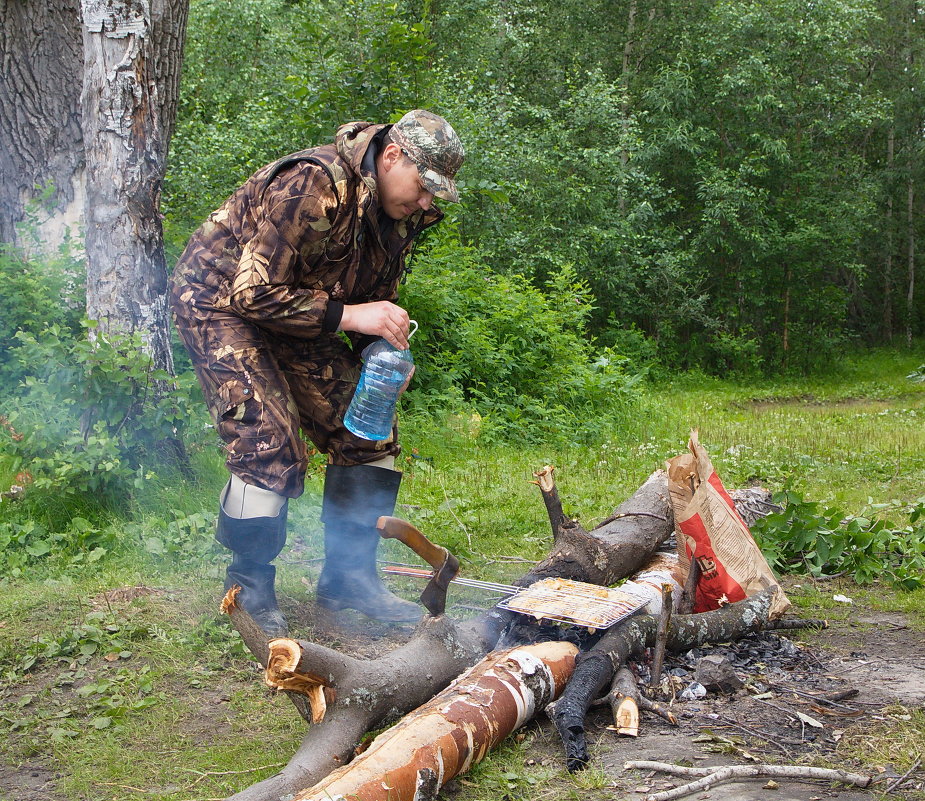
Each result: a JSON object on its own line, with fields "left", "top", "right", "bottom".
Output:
{"left": 173, "top": 305, "right": 399, "bottom": 498}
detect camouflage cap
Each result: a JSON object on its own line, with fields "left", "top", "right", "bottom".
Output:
{"left": 388, "top": 110, "right": 464, "bottom": 202}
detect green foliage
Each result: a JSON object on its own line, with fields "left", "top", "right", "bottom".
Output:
{"left": 164, "top": 0, "right": 436, "bottom": 250}
{"left": 0, "top": 242, "right": 84, "bottom": 383}
{"left": 752, "top": 491, "right": 925, "bottom": 590}
{"left": 0, "top": 517, "right": 116, "bottom": 579}
{"left": 402, "top": 226, "right": 644, "bottom": 442}
{"left": 130, "top": 509, "right": 220, "bottom": 565}
{"left": 1, "top": 611, "right": 165, "bottom": 742}
{"left": 1, "top": 323, "right": 200, "bottom": 512}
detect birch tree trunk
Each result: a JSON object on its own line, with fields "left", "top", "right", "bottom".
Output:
{"left": 80, "top": 0, "right": 188, "bottom": 371}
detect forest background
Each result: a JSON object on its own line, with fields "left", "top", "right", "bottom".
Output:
{"left": 1, "top": 1, "right": 925, "bottom": 798}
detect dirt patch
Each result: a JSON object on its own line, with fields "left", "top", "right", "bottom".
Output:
{"left": 0, "top": 762, "right": 61, "bottom": 801}
{"left": 89, "top": 585, "right": 166, "bottom": 609}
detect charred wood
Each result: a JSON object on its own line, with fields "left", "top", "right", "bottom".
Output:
{"left": 551, "top": 588, "right": 819, "bottom": 771}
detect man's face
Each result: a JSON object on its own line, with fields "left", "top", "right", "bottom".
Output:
{"left": 377, "top": 143, "right": 435, "bottom": 220}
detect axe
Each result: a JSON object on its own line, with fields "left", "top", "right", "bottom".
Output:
{"left": 376, "top": 516, "right": 460, "bottom": 616}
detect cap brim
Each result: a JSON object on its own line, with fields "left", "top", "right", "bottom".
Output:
{"left": 420, "top": 167, "right": 459, "bottom": 203}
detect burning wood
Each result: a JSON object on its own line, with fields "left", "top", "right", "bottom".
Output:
{"left": 223, "top": 470, "right": 675, "bottom": 801}
{"left": 291, "top": 642, "right": 577, "bottom": 801}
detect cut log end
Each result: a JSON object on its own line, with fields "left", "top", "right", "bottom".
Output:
{"left": 220, "top": 584, "right": 241, "bottom": 615}
{"left": 613, "top": 696, "right": 640, "bottom": 737}
{"left": 533, "top": 465, "right": 556, "bottom": 492}
{"left": 265, "top": 638, "right": 332, "bottom": 724}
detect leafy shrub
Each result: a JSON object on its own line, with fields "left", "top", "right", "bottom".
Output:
{"left": 132, "top": 509, "right": 220, "bottom": 565}
{"left": 752, "top": 491, "right": 925, "bottom": 590}
{"left": 0, "top": 517, "right": 117, "bottom": 579}
{"left": 402, "top": 227, "right": 644, "bottom": 442}
{"left": 0, "top": 242, "right": 84, "bottom": 383}
{"left": 1, "top": 323, "right": 201, "bottom": 512}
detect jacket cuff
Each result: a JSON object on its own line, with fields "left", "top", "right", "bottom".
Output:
{"left": 353, "top": 334, "right": 378, "bottom": 356}
{"left": 322, "top": 299, "right": 344, "bottom": 333}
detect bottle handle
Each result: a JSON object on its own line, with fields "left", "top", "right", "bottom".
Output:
{"left": 408, "top": 320, "right": 419, "bottom": 339}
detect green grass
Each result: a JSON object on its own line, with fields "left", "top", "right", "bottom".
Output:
{"left": 2, "top": 346, "right": 925, "bottom": 799}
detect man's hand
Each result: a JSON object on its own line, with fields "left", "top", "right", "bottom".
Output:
{"left": 339, "top": 301, "right": 411, "bottom": 350}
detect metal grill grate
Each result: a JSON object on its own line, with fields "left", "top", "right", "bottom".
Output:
{"left": 497, "top": 578, "right": 647, "bottom": 630}
{"left": 381, "top": 566, "right": 647, "bottom": 630}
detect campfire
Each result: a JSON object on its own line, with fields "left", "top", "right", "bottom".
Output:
{"left": 217, "top": 435, "right": 893, "bottom": 801}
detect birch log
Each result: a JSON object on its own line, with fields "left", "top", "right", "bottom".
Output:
{"left": 293, "top": 642, "right": 578, "bottom": 801}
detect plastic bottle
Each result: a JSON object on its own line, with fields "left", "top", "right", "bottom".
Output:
{"left": 343, "top": 321, "right": 418, "bottom": 441}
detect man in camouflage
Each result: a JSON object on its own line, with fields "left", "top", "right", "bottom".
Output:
{"left": 171, "top": 110, "right": 464, "bottom": 636}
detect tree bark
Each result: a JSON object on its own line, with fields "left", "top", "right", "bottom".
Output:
{"left": 906, "top": 173, "right": 915, "bottom": 348}
{"left": 80, "top": 0, "right": 187, "bottom": 371}
{"left": 0, "top": 0, "right": 84, "bottom": 248}
{"left": 294, "top": 642, "right": 578, "bottom": 801}
{"left": 883, "top": 127, "right": 894, "bottom": 341}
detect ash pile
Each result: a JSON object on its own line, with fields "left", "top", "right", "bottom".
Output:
{"left": 626, "top": 630, "right": 862, "bottom": 759}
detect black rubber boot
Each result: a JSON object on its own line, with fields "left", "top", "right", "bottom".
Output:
{"left": 317, "top": 463, "right": 421, "bottom": 624}
{"left": 216, "top": 503, "right": 289, "bottom": 638}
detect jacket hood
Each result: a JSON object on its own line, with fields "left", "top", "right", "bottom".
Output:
{"left": 334, "top": 121, "right": 388, "bottom": 193}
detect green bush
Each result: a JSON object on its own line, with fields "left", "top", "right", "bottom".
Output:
{"left": 402, "top": 226, "right": 644, "bottom": 442}
{"left": 752, "top": 491, "right": 925, "bottom": 590}
{"left": 0, "top": 242, "right": 84, "bottom": 383}
{"left": 1, "top": 323, "right": 201, "bottom": 515}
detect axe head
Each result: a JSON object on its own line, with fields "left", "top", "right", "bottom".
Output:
{"left": 376, "top": 516, "right": 461, "bottom": 617}
{"left": 419, "top": 551, "right": 460, "bottom": 616}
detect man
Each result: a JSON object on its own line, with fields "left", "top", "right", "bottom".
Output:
{"left": 170, "top": 110, "right": 464, "bottom": 636}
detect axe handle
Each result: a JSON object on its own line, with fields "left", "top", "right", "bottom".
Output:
{"left": 376, "top": 516, "right": 447, "bottom": 570}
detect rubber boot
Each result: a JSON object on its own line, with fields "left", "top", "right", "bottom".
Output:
{"left": 317, "top": 463, "right": 421, "bottom": 623}
{"left": 216, "top": 503, "right": 289, "bottom": 638}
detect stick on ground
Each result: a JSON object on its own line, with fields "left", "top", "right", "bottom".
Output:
{"left": 624, "top": 760, "right": 878, "bottom": 801}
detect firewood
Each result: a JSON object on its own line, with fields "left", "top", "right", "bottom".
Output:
{"left": 550, "top": 587, "right": 818, "bottom": 771}
{"left": 607, "top": 667, "right": 640, "bottom": 736}
{"left": 624, "top": 759, "right": 878, "bottom": 801}
{"left": 532, "top": 465, "right": 567, "bottom": 541}
{"left": 293, "top": 642, "right": 578, "bottom": 801}
{"left": 265, "top": 639, "right": 330, "bottom": 724}
{"left": 224, "top": 470, "right": 675, "bottom": 801}
{"left": 647, "top": 583, "right": 674, "bottom": 691}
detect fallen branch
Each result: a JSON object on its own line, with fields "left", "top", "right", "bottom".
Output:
{"left": 884, "top": 757, "right": 922, "bottom": 794}
{"left": 551, "top": 587, "right": 818, "bottom": 771}
{"left": 624, "top": 759, "right": 878, "bottom": 801}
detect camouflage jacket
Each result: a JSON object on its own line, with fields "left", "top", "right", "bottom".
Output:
{"left": 170, "top": 122, "right": 443, "bottom": 340}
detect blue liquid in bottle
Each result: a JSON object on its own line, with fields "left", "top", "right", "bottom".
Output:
{"left": 343, "top": 322, "right": 417, "bottom": 441}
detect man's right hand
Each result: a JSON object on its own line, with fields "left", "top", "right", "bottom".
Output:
{"left": 338, "top": 301, "right": 411, "bottom": 350}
